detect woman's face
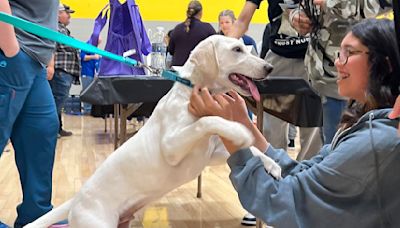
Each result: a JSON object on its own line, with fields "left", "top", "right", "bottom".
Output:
{"left": 335, "top": 32, "right": 370, "bottom": 103}
{"left": 219, "top": 15, "right": 234, "bottom": 35}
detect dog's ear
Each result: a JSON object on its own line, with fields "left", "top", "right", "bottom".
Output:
{"left": 189, "top": 38, "right": 219, "bottom": 84}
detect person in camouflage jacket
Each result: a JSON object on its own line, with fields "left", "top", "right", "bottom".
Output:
{"left": 289, "top": 0, "right": 392, "bottom": 143}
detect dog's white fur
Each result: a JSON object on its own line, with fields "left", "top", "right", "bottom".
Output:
{"left": 24, "top": 35, "right": 281, "bottom": 228}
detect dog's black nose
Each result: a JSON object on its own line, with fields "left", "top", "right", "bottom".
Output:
{"left": 264, "top": 64, "right": 273, "bottom": 75}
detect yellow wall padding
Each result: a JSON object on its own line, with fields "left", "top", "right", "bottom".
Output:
{"left": 60, "top": 0, "right": 269, "bottom": 23}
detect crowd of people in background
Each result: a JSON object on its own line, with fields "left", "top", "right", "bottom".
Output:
{"left": 0, "top": 0, "right": 399, "bottom": 227}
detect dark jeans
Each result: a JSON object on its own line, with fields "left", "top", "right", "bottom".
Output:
{"left": 81, "top": 75, "right": 94, "bottom": 114}
{"left": 49, "top": 70, "right": 74, "bottom": 131}
{"left": 0, "top": 49, "right": 58, "bottom": 227}
{"left": 322, "top": 96, "right": 347, "bottom": 144}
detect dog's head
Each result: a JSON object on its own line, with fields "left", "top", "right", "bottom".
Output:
{"left": 181, "top": 35, "right": 273, "bottom": 101}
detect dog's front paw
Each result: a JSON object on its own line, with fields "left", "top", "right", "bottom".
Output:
{"left": 259, "top": 155, "right": 282, "bottom": 180}
{"left": 250, "top": 147, "right": 282, "bottom": 180}
{"left": 265, "top": 162, "right": 282, "bottom": 180}
{"left": 198, "top": 116, "right": 254, "bottom": 148}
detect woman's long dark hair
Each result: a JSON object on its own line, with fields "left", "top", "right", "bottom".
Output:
{"left": 184, "top": 0, "right": 202, "bottom": 33}
{"left": 340, "top": 19, "right": 400, "bottom": 129}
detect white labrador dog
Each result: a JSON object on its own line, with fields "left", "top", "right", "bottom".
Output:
{"left": 24, "top": 35, "right": 281, "bottom": 228}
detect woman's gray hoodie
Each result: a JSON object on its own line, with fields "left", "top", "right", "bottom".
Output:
{"left": 228, "top": 108, "right": 400, "bottom": 228}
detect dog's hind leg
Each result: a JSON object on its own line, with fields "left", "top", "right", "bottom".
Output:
{"left": 161, "top": 116, "right": 253, "bottom": 166}
{"left": 69, "top": 203, "right": 119, "bottom": 228}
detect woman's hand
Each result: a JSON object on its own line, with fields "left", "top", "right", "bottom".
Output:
{"left": 189, "top": 86, "right": 231, "bottom": 119}
{"left": 2, "top": 44, "right": 19, "bottom": 58}
{"left": 189, "top": 86, "right": 268, "bottom": 153}
{"left": 46, "top": 66, "right": 55, "bottom": 80}
{"left": 188, "top": 85, "right": 251, "bottom": 125}
{"left": 0, "top": 2, "right": 20, "bottom": 57}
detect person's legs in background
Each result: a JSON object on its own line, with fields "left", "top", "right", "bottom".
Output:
{"left": 322, "top": 96, "right": 347, "bottom": 144}
{"left": 80, "top": 75, "right": 93, "bottom": 115}
{"left": 0, "top": 50, "right": 58, "bottom": 227}
{"left": 288, "top": 124, "right": 297, "bottom": 149}
{"left": 12, "top": 64, "right": 59, "bottom": 228}
{"left": 263, "top": 113, "right": 289, "bottom": 149}
{"left": 0, "top": 51, "right": 32, "bottom": 228}
{"left": 296, "top": 127, "right": 323, "bottom": 160}
{"left": 49, "top": 70, "right": 74, "bottom": 137}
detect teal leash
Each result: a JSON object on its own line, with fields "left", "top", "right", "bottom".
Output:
{"left": 0, "top": 12, "right": 192, "bottom": 87}
{"left": 0, "top": 12, "right": 139, "bottom": 67}
{"left": 161, "top": 70, "right": 193, "bottom": 88}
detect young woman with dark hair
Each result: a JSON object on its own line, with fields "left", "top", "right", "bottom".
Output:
{"left": 188, "top": 18, "right": 400, "bottom": 228}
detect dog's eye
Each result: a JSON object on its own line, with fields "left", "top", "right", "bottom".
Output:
{"left": 232, "top": 47, "right": 243, "bottom": 53}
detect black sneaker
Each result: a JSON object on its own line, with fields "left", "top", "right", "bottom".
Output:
{"left": 288, "top": 139, "right": 295, "bottom": 149}
{"left": 241, "top": 212, "right": 256, "bottom": 226}
{"left": 59, "top": 129, "right": 73, "bottom": 137}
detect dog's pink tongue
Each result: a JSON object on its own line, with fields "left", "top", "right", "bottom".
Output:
{"left": 243, "top": 77, "right": 260, "bottom": 102}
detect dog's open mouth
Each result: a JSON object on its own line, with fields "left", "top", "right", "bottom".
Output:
{"left": 229, "top": 73, "right": 260, "bottom": 101}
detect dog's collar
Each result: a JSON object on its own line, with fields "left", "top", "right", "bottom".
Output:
{"left": 161, "top": 70, "right": 193, "bottom": 88}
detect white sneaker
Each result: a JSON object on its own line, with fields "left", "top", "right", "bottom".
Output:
{"left": 241, "top": 212, "right": 256, "bottom": 226}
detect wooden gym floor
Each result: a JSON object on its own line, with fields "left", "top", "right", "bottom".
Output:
{"left": 0, "top": 114, "right": 298, "bottom": 227}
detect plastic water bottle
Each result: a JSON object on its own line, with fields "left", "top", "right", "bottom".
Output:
{"left": 150, "top": 27, "right": 166, "bottom": 74}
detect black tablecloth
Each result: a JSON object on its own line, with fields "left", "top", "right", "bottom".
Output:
{"left": 81, "top": 75, "right": 323, "bottom": 127}
{"left": 80, "top": 75, "right": 174, "bottom": 105}
{"left": 249, "top": 77, "right": 323, "bottom": 127}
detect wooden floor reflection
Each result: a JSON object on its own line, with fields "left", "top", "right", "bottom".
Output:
{"left": 2, "top": 114, "right": 297, "bottom": 228}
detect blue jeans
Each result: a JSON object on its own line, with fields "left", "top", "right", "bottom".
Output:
{"left": 322, "top": 96, "right": 347, "bottom": 144}
{"left": 49, "top": 70, "right": 74, "bottom": 130}
{"left": 0, "top": 50, "right": 58, "bottom": 227}
{"left": 81, "top": 75, "right": 94, "bottom": 114}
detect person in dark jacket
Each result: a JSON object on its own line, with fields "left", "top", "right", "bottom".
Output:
{"left": 167, "top": 0, "right": 215, "bottom": 66}
{"left": 188, "top": 18, "right": 400, "bottom": 228}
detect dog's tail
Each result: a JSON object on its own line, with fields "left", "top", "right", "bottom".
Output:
{"left": 23, "top": 199, "right": 73, "bottom": 228}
